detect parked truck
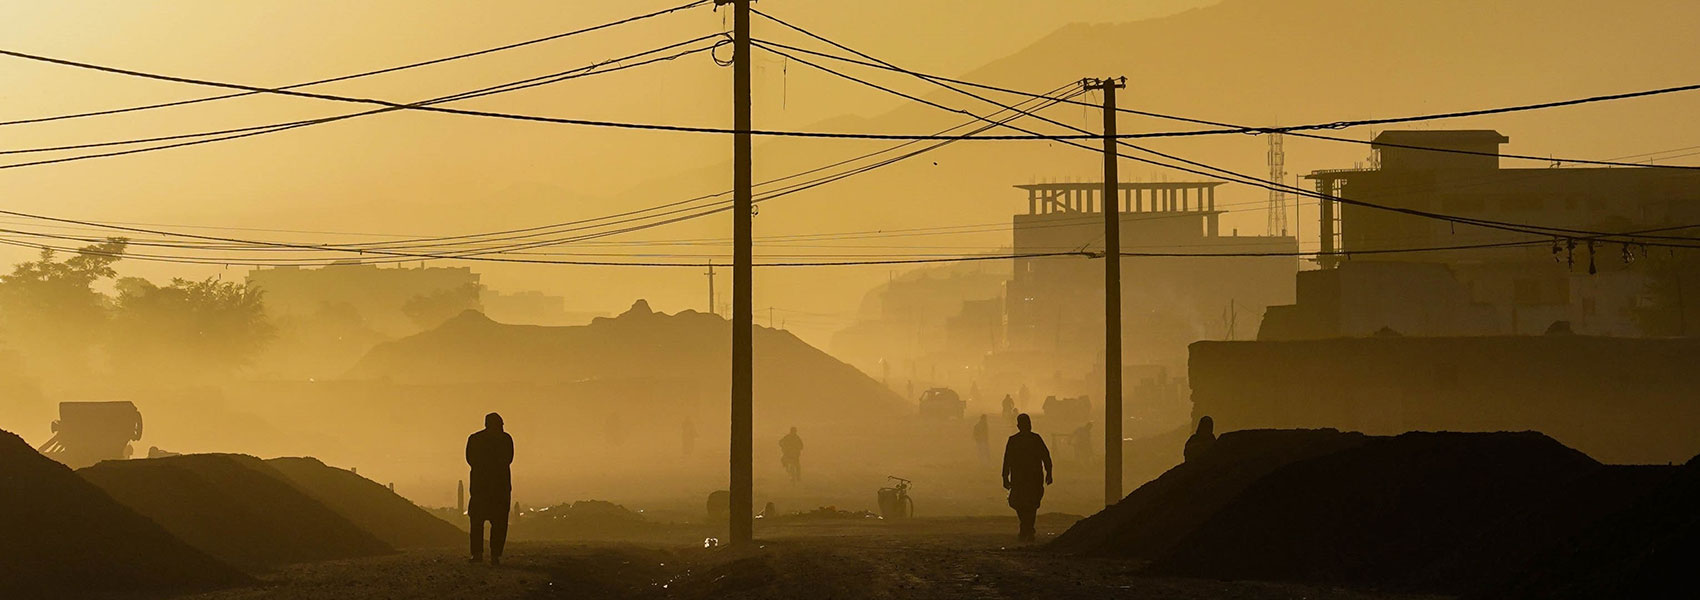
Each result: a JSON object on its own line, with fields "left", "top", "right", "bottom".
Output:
{"left": 917, "top": 387, "right": 965, "bottom": 420}
{"left": 36, "top": 401, "right": 143, "bottom": 469}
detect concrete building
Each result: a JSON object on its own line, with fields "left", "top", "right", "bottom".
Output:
{"left": 482, "top": 290, "right": 577, "bottom": 326}
{"left": 1263, "top": 130, "right": 1700, "bottom": 339}
{"left": 1189, "top": 336, "right": 1700, "bottom": 465}
{"left": 1005, "top": 181, "right": 1300, "bottom": 371}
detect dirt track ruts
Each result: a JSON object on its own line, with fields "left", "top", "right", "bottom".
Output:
{"left": 168, "top": 518, "right": 1446, "bottom": 600}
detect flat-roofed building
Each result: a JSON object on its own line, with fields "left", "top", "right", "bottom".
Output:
{"left": 1005, "top": 181, "right": 1299, "bottom": 372}
{"left": 1264, "top": 130, "right": 1700, "bottom": 338}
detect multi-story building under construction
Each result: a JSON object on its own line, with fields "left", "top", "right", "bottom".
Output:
{"left": 1003, "top": 181, "right": 1299, "bottom": 372}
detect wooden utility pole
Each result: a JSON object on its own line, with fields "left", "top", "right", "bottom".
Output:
{"left": 722, "top": 0, "right": 755, "bottom": 545}
{"left": 705, "top": 260, "right": 716, "bottom": 316}
{"left": 1086, "top": 76, "right": 1126, "bottom": 506}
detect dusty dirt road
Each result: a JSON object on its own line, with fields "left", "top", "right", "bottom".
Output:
{"left": 170, "top": 517, "right": 1447, "bottom": 600}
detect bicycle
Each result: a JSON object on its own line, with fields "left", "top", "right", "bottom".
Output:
{"left": 877, "top": 476, "right": 915, "bottom": 519}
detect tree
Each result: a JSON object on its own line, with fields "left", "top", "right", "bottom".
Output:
{"left": 0, "top": 239, "right": 127, "bottom": 376}
{"left": 403, "top": 283, "right": 484, "bottom": 330}
{"left": 110, "top": 276, "right": 274, "bottom": 381}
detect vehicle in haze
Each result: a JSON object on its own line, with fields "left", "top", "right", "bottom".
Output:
{"left": 917, "top": 387, "right": 965, "bottom": 419}
{"left": 36, "top": 401, "right": 144, "bottom": 469}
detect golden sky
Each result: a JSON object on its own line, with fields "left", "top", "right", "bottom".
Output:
{"left": 2, "top": 0, "right": 1697, "bottom": 346}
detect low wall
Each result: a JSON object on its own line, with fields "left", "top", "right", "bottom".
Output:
{"left": 1189, "top": 336, "right": 1700, "bottom": 464}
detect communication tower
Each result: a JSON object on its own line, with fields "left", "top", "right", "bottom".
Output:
{"left": 1266, "top": 132, "right": 1288, "bottom": 236}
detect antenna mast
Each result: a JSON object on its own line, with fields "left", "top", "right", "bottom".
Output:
{"left": 1267, "top": 132, "right": 1288, "bottom": 236}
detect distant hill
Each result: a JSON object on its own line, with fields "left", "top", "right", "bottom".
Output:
{"left": 346, "top": 302, "right": 907, "bottom": 421}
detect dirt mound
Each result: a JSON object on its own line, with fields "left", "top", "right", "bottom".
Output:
{"left": 0, "top": 430, "right": 249, "bottom": 596}
{"left": 264, "top": 457, "right": 463, "bottom": 548}
{"left": 346, "top": 305, "right": 905, "bottom": 423}
{"left": 1487, "top": 455, "right": 1700, "bottom": 599}
{"left": 1049, "top": 428, "right": 1371, "bottom": 556}
{"left": 1151, "top": 432, "right": 1606, "bottom": 592}
{"left": 770, "top": 506, "right": 883, "bottom": 521}
{"left": 1055, "top": 430, "right": 1687, "bottom": 595}
{"left": 78, "top": 453, "right": 392, "bottom": 571}
{"left": 517, "top": 499, "right": 658, "bottom": 539}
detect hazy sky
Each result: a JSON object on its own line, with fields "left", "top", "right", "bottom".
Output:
{"left": 2, "top": 0, "right": 1697, "bottom": 346}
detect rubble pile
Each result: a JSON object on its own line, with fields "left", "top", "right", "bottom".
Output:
{"left": 1050, "top": 428, "right": 1371, "bottom": 557}
{"left": 518, "top": 499, "right": 657, "bottom": 539}
{"left": 1056, "top": 429, "right": 1691, "bottom": 595}
{"left": 1152, "top": 432, "right": 1605, "bottom": 592}
{"left": 78, "top": 453, "right": 391, "bottom": 571}
{"left": 0, "top": 430, "right": 248, "bottom": 596}
{"left": 1489, "top": 455, "right": 1700, "bottom": 599}
{"left": 265, "top": 457, "right": 463, "bottom": 548}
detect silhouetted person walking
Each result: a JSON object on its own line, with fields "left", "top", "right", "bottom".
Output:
{"left": 1071, "top": 421, "right": 1095, "bottom": 464}
{"left": 466, "top": 412, "right": 513, "bottom": 565}
{"left": 779, "top": 427, "right": 804, "bottom": 483}
{"left": 1184, "top": 416, "right": 1216, "bottom": 463}
{"left": 1002, "top": 413, "right": 1052, "bottom": 542}
{"left": 973, "top": 414, "right": 991, "bottom": 462}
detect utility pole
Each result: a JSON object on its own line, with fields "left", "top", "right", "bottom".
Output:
{"left": 717, "top": 0, "right": 755, "bottom": 546}
{"left": 1085, "top": 76, "right": 1126, "bottom": 507}
{"left": 705, "top": 260, "right": 717, "bottom": 316}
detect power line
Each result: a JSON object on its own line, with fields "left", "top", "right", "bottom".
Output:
{"left": 0, "top": 86, "right": 1086, "bottom": 266}
{"left": 372, "top": 84, "right": 1088, "bottom": 254}
{"left": 749, "top": 35, "right": 1700, "bottom": 171}
{"left": 37, "top": 40, "right": 1675, "bottom": 147}
{"left": 308, "top": 85, "right": 1083, "bottom": 258}
{"left": 4, "top": 12, "right": 1694, "bottom": 264}
{"left": 750, "top": 17, "right": 1698, "bottom": 246}
{"left": 0, "top": 234, "right": 1092, "bottom": 267}
{"left": 10, "top": 35, "right": 1695, "bottom": 151}
{"left": 0, "top": 46, "right": 1137, "bottom": 142}
{"left": 0, "top": 0, "right": 712, "bottom": 128}
{"left": 0, "top": 38, "right": 719, "bottom": 169}
{"left": 11, "top": 232, "right": 1686, "bottom": 270}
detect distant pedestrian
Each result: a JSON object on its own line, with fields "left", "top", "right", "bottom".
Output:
{"left": 1001, "top": 394, "right": 1018, "bottom": 425}
{"left": 973, "top": 414, "right": 991, "bottom": 462}
{"left": 1071, "top": 421, "right": 1095, "bottom": 464}
{"left": 466, "top": 412, "right": 514, "bottom": 565}
{"left": 1184, "top": 416, "right": 1216, "bottom": 463}
{"left": 1002, "top": 413, "right": 1053, "bottom": 542}
{"left": 779, "top": 427, "right": 804, "bottom": 483}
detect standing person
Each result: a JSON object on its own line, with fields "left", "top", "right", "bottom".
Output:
{"left": 973, "top": 414, "right": 991, "bottom": 462}
{"left": 1002, "top": 413, "right": 1053, "bottom": 542}
{"left": 1001, "top": 394, "right": 1018, "bottom": 425}
{"left": 1184, "top": 416, "right": 1216, "bottom": 463}
{"left": 1071, "top": 421, "right": 1095, "bottom": 464}
{"left": 466, "top": 412, "right": 514, "bottom": 565}
{"left": 779, "top": 427, "right": 804, "bottom": 483}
